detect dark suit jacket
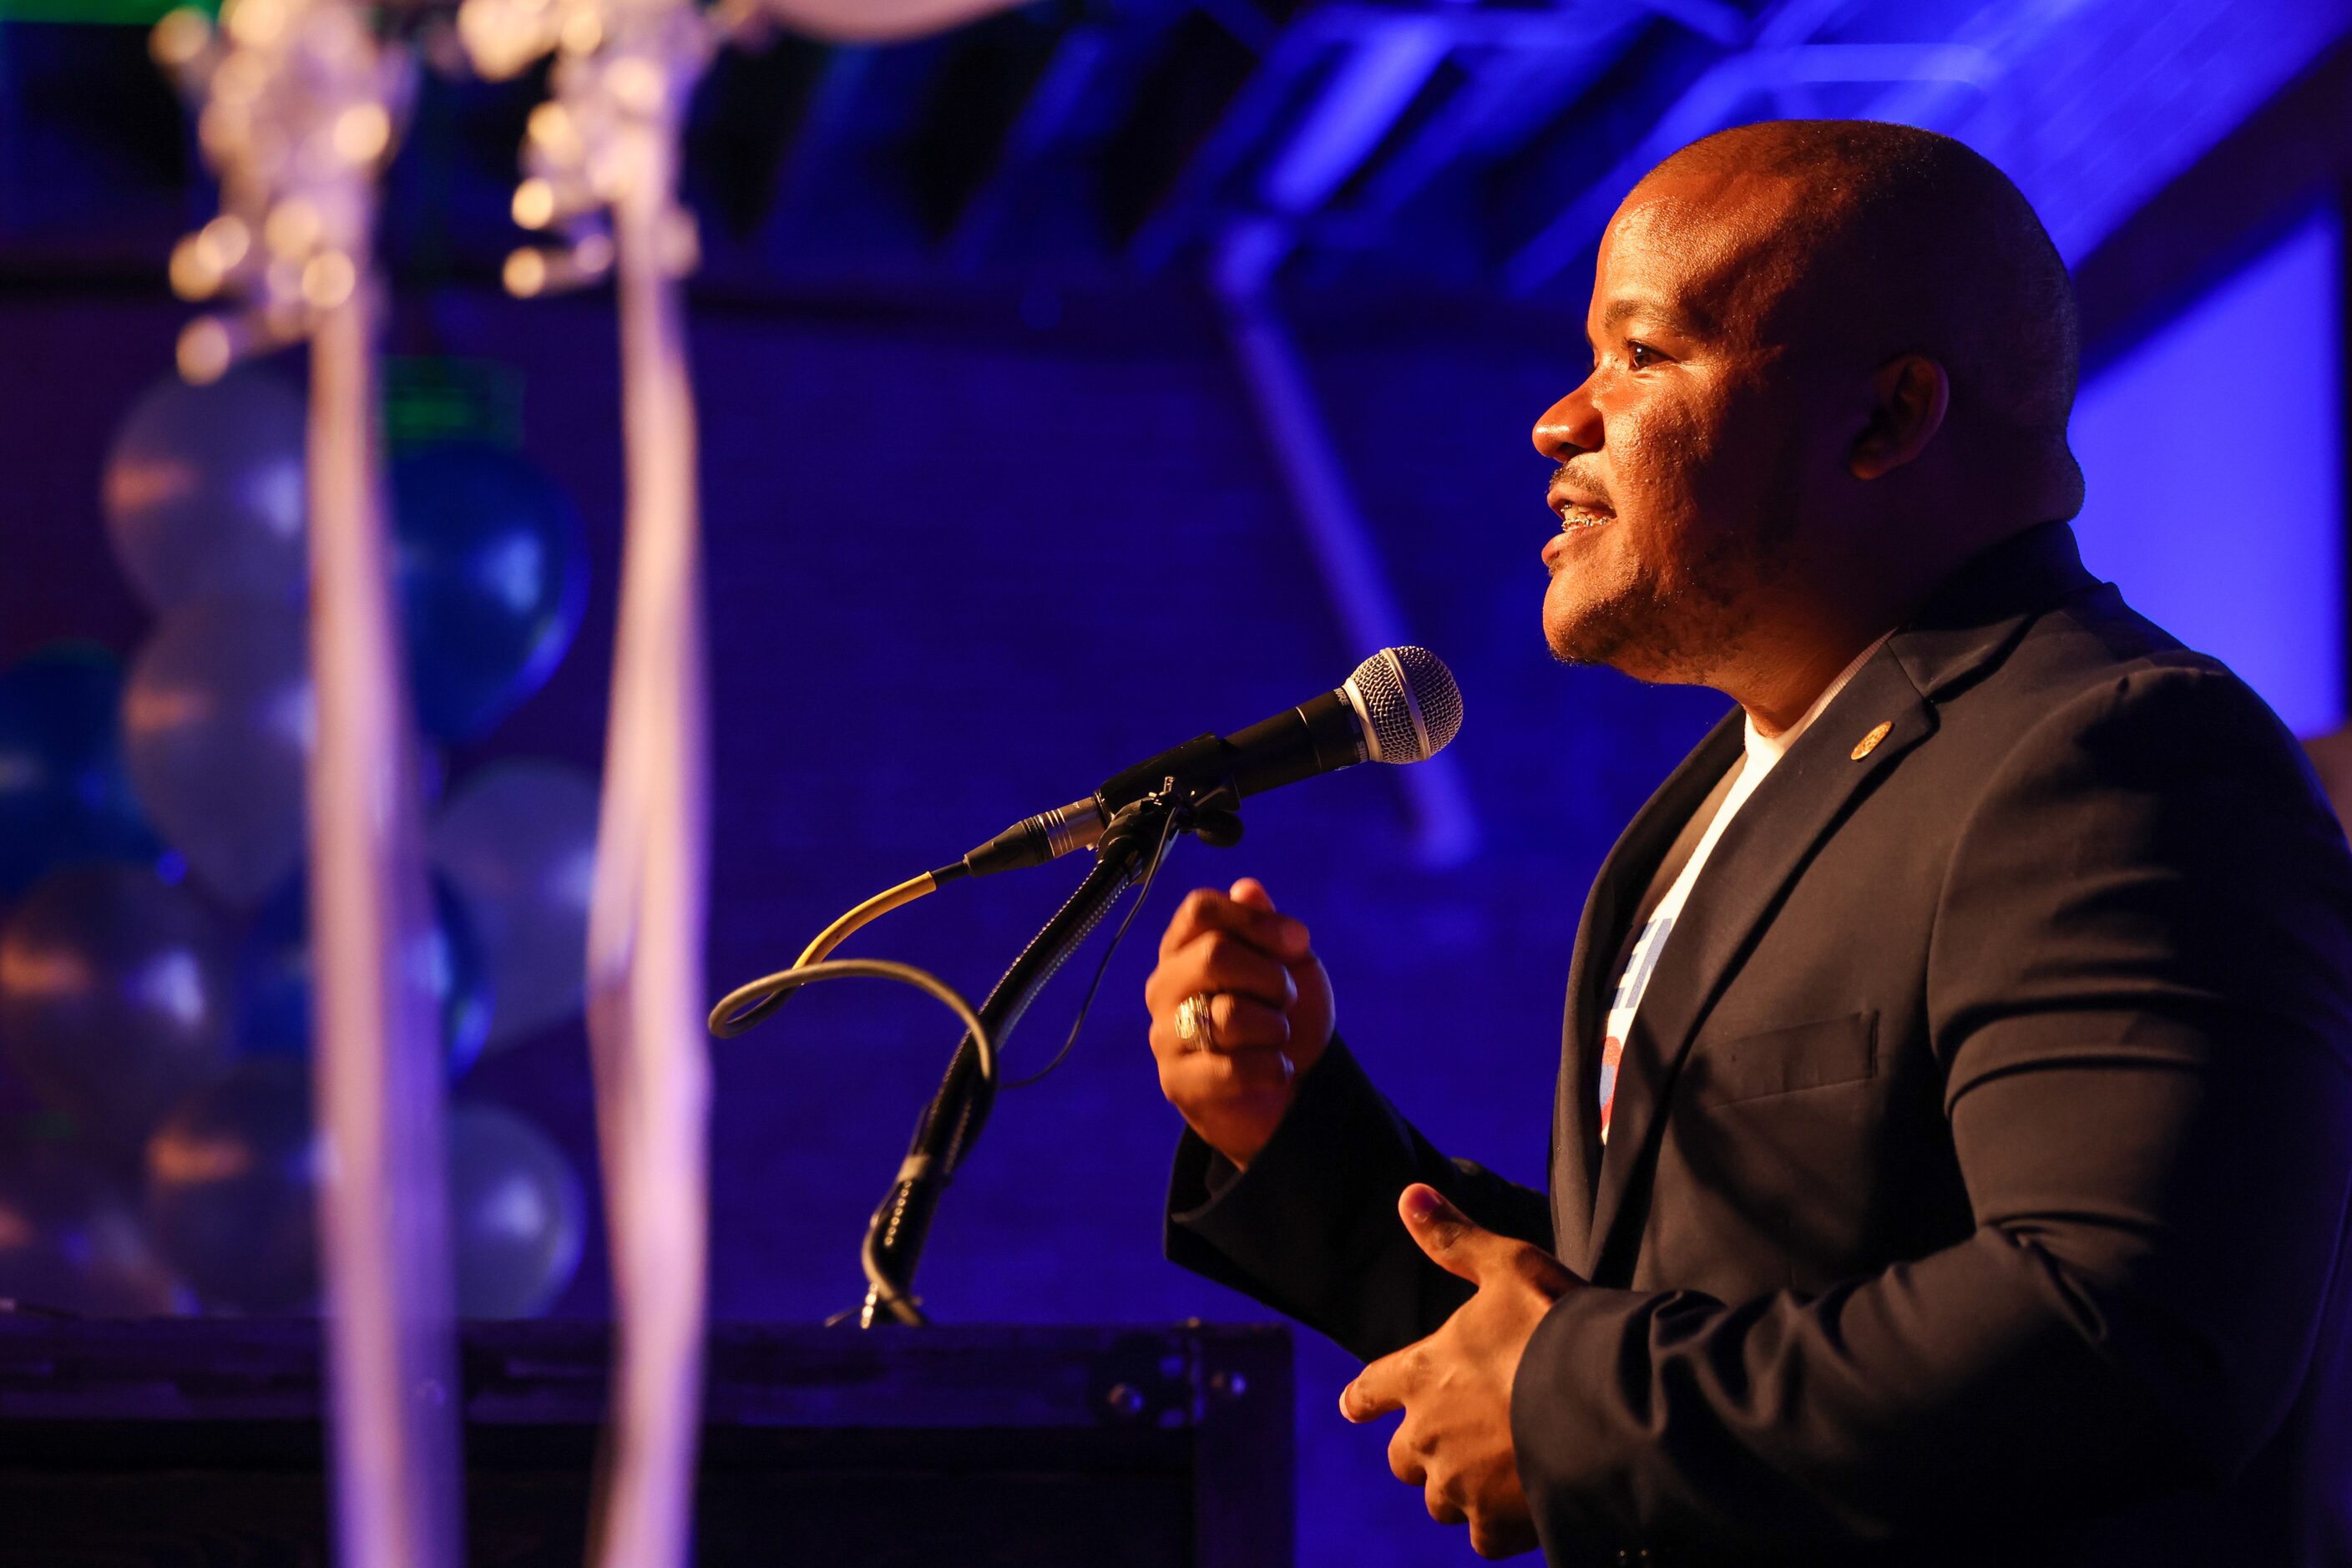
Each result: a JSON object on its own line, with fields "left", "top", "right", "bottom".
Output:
{"left": 1167, "top": 522, "right": 2352, "bottom": 1565}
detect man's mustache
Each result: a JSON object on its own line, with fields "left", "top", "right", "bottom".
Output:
{"left": 1550, "top": 463, "right": 1611, "bottom": 508}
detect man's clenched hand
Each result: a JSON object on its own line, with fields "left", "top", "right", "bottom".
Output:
{"left": 1144, "top": 878, "right": 1334, "bottom": 1169}
{"left": 1341, "top": 1184, "right": 1583, "bottom": 1560}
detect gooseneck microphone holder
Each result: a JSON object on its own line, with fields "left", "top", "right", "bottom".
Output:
{"left": 855, "top": 781, "right": 1238, "bottom": 1328}
{"left": 714, "top": 648, "right": 1458, "bottom": 1325}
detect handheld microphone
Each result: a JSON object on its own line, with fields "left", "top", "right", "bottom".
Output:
{"left": 961, "top": 646, "right": 1463, "bottom": 878}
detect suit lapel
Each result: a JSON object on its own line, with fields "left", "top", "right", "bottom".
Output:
{"left": 1582, "top": 653, "right": 1937, "bottom": 1279}
{"left": 1554, "top": 518, "right": 2102, "bottom": 1279}
{"left": 1550, "top": 710, "right": 1743, "bottom": 1268}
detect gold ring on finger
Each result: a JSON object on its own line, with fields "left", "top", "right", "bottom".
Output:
{"left": 1175, "top": 991, "right": 1219, "bottom": 1052}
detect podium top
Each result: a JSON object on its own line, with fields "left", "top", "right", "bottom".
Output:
{"left": 0, "top": 1315, "right": 1292, "bottom": 1434}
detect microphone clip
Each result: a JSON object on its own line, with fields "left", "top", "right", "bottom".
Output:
{"left": 1095, "top": 775, "right": 1244, "bottom": 863}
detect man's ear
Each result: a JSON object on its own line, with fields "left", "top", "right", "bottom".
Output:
{"left": 1849, "top": 354, "right": 1950, "bottom": 480}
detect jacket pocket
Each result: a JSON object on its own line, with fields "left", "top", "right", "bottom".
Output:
{"left": 1686, "top": 1009, "right": 1878, "bottom": 1107}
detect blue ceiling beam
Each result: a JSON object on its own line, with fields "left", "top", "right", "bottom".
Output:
{"left": 1259, "top": 17, "right": 1449, "bottom": 216}
{"left": 944, "top": 24, "right": 1115, "bottom": 273}
{"left": 1502, "top": 36, "right": 1992, "bottom": 296}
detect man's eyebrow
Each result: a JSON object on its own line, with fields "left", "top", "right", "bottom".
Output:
{"left": 1597, "top": 296, "right": 1705, "bottom": 336}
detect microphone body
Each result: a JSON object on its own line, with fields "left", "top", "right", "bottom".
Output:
{"left": 962, "top": 647, "right": 1459, "bottom": 878}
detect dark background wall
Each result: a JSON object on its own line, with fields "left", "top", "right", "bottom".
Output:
{"left": 0, "top": 282, "right": 1723, "bottom": 1565}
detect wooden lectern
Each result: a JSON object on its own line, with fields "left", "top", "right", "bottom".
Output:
{"left": 0, "top": 1316, "right": 1293, "bottom": 1566}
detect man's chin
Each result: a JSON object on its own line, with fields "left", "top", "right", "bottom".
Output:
{"left": 1545, "top": 596, "right": 1682, "bottom": 681}
{"left": 1543, "top": 598, "right": 1636, "bottom": 670}
{"left": 1544, "top": 633, "right": 1612, "bottom": 670}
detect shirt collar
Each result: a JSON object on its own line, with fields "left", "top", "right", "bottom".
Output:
{"left": 1743, "top": 630, "right": 1894, "bottom": 770}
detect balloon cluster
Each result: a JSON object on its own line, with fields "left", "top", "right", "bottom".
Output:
{"left": 0, "top": 367, "right": 602, "bottom": 1319}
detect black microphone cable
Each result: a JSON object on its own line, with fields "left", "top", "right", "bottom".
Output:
{"left": 999, "top": 795, "right": 1181, "bottom": 1090}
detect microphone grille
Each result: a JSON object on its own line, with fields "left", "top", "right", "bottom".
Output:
{"left": 1345, "top": 646, "right": 1463, "bottom": 764}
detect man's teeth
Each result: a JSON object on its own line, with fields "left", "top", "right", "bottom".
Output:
{"left": 1557, "top": 504, "right": 1609, "bottom": 531}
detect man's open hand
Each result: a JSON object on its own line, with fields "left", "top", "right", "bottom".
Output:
{"left": 1339, "top": 1184, "right": 1582, "bottom": 1560}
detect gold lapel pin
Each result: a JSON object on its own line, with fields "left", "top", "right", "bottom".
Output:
{"left": 1851, "top": 721, "right": 1894, "bottom": 761}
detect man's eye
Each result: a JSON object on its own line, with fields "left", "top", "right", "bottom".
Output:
{"left": 1628, "top": 341, "right": 1662, "bottom": 368}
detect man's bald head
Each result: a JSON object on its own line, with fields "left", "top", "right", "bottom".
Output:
{"left": 1535, "top": 120, "right": 2089, "bottom": 716}
{"left": 1638, "top": 119, "right": 2083, "bottom": 517}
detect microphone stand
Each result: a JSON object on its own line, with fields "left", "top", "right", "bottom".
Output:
{"left": 854, "top": 780, "right": 1239, "bottom": 1328}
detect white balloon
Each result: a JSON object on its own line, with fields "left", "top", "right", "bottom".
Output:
{"left": 102, "top": 367, "right": 308, "bottom": 612}
{"left": 0, "top": 863, "right": 238, "bottom": 1156}
{"left": 754, "top": 0, "right": 1023, "bottom": 41}
{"left": 447, "top": 1101, "right": 584, "bottom": 1319}
{"left": 429, "top": 760, "right": 600, "bottom": 1045}
{"left": 122, "top": 597, "right": 314, "bottom": 908}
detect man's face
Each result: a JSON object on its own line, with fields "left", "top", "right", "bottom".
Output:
{"left": 1533, "top": 169, "right": 1830, "bottom": 682}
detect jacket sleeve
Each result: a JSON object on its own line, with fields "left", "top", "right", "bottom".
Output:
{"left": 1511, "top": 663, "right": 2352, "bottom": 1562}
{"left": 1166, "top": 1035, "right": 1555, "bottom": 1361}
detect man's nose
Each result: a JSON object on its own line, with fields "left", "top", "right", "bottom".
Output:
{"left": 1532, "top": 382, "right": 1601, "bottom": 460}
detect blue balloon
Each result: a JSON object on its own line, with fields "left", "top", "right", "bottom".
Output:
{"left": 0, "top": 645, "right": 162, "bottom": 895}
{"left": 392, "top": 443, "right": 588, "bottom": 742}
{"left": 237, "top": 873, "right": 493, "bottom": 1080}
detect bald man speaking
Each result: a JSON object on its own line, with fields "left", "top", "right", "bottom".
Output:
{"left": 1144, "top": 121, "right": 2352, "bottom": 1565}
